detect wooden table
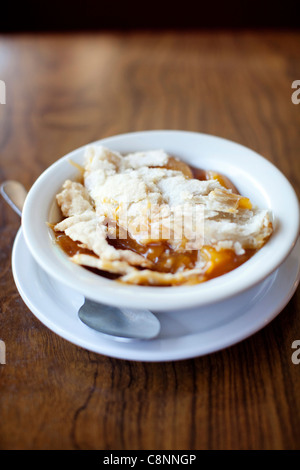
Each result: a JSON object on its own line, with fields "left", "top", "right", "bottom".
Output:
{"left": 0, "top": 30, "right": 299, "bottom": 451}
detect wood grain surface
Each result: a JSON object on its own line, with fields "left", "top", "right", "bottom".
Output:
{"left": 0, "top": 30, "right": 299, "bottom": 450}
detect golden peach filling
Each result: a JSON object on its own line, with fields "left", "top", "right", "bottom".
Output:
{"left": 55, "top": 228, "right": 255, "bottom": 284}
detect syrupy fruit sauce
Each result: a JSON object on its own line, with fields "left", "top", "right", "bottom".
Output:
{"left": 54, "top": 158, "right": 255, "bottom": 284}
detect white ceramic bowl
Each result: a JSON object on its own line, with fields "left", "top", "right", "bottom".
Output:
{"left": 22, "top": 130, "right": 300, "bottom": 311}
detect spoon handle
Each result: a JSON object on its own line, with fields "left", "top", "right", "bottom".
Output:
{"left": 0, "top": 180, "right": 27, "bottom": 217}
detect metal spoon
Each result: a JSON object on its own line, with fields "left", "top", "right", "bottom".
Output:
{"left": 1, "top": 180, "right": 161, "bottom": 340}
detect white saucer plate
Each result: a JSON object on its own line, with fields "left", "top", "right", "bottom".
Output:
{"left": 12, "top": 229, "right": 300, "bottom": 362}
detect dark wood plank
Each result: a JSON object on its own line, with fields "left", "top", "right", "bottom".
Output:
{"left": 0, "top": 30, "right": 299, "bottom": 450}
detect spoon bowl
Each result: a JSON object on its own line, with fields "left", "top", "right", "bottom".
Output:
{"left": 78, "top": 299, "right": 160, "bottom": 341}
